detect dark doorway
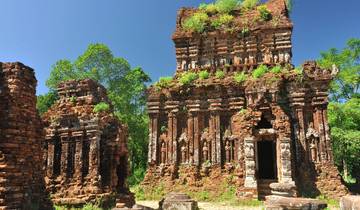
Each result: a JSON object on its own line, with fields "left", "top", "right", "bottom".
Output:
{"left": 257, "top": 141, "right": 277, "bottom": 179}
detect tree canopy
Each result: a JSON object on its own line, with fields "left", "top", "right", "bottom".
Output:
{"left": 318, "top": 38, "right": 360, "bottom": 102}
{"left": 38, "top": 43, "right": 151, "bottom": 185}
{"left": 318, "top": 38, "right": 360, "bottom": 184}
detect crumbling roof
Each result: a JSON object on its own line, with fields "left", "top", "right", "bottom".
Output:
{"left": 173, "top": 0, "right": 292, "bottom": 39}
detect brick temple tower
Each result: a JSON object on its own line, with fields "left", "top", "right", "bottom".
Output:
{"left": 42, "top": 79, "right": 135, "bottom": 207}
{"left": 143, "top": 0, "right": 347, "bottom": 199}
{"left": 0, "top": 62, "right": 51, "bottom": 209}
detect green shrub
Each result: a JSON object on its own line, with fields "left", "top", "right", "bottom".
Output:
{"left": 179, "top": 72, "right": 198, "bottom": 85}
{"left": 199, "top": 70, "right": 210, "bottom": 79}
{"left": 294, "top": 66, "right": 303, "bottom": 75}
{"left": 160, "top": 125, "right": 167, "bottom": 133}
{"left": 199, "top": 3, "right": 218, "bottom": 14}
{"left": 70, "top": 96, "right": 77, "bottom": 104}
{"left": 241, "top": 27, "right": 250, "bottom": 36}
{"left": 238, "top": 108, "right": 247, "bottom": 115}
{"left": 270, "top": 65, "right": 282, "bottom": 74}
{"left": 215, "top": 0, "right": 241, "bottom": 13}
{"left": 93, "top": 102, "right": 110, "bottom": 113}
{"left": 215, "top": 70, "right": 225, "bottom": 79}
{"left": 242, "top": 0, "right": 259, "bottom": 10}
{"left": 183, "top": 12, "right": 209, "bottom": 33}
{"left": 252, "top": 64, "right": 268, "bottom": 78}
{"left": 234, "top": 72, "right": 247, "bottom": 83}
{"left": 82, "top": 203, "right": 102, "bottom": 210}
{"left": 211, "top": 14, "right": 234, "bottom": 29}
{"left": 155, "top": 76, "right": 173, "bottom": 89}
{"left": 257, "top": 5, "right": 271, "bottom": 21}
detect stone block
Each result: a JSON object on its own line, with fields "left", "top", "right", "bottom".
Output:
{"left": 159, "top": 193, "right": 198, "bottom": 210}
{"left": 340, "top": 195, "right": 360, "bottom": 210}
{"left": 265, "top": 195, "right": 327, "bottom": 210}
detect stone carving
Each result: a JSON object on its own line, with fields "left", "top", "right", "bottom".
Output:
{"left": 179, "top": 132, "right": 188, "bottom": 164}
{"left": 306, "top": 122, "right": 320, "bottom": 163}
{"left": 161, "top": 141, "right": 167, "bottom": 164}
{"left": 263, "top": 48, "right": 273, "bottom": 64}
{"left": 42, "top": 79, "right": 134, "bottom": 207}
{"left": 203, "top": 141, "right": 209, "bottom": 162}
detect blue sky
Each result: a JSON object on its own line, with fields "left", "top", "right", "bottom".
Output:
{"left": 1, "top": 0, "right": 359, "bottom": 95}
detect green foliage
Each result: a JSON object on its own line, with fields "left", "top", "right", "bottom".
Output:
{"left": 36, "top": 91, "right": 58, "bottom": 115}
{"left": 70, "top": 96, "right": 77, "bottom": 104}
{"left": 211, "top": 14, "right": 234, "bottom": 29}
{"left": 252, "top": 64, "right": 268, "bottom": 78}
{"left": 241, "top": 0, "right": 259, "bottom": 10}
{"left": 328, "top": 98, "right": 360, "bottom": 182}
{"left": 318, "top": 38, "right": 360, "bottom": 102}
{"left": 215, "top": 70, "right": 225, "bottom": 79}
{"left": 215, "top": 0, "right": 241, "bottom": 13}
{"left": 241, "top": 27, "right": 250, "bottom": 36}
{"left": 270, "top": 65, "right": 282, "bottom": 74}
{"left": 199, "top": 70, "right": 210, "bottom": 79}
{"left": 238, "top": 108, "right": 247, "bottom": 115}
{"left": 93, "top": 102, "right": 110, "bottom": 113}
{"left": 44, "top": 43, "right": 151, "bottom": 186}
{"left": 183, "top": 12, "right": 209, "bottom": 33}
{"left": 286, "top": 0, "right": 293, "bottom": 12}
{"left": 160, "top": 125, "right": 167, "bottom": 133}
{"left": 257, "top": 5, "right": 271, "bottom": 21}
{"left": 131, "top": 182, "right": 166, "bottom": 201}
{"left": 179, "top": 71, "right": 198, "bottom": 85}
{"left": 82, "top": 204, "right": 102, "bottom": 210}
{"left": 294, "top": 66, "right": 303, "bottom": 75}
{"left": 200, "top": 3, "right": 218, "bottom": 14}
{"left": 321, "top": 39, "right": 360, "bottom": 185}
{"left": 155, "top": 76, "right": 173, "bottom": 89}
{"left": 234, "top": 72, "right": 247, "bottom": 83}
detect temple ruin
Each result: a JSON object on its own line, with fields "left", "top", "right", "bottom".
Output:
{"left": 42, "top": 79, "right": 134, "bottom": 207}
{"left": 143, "top": 0, "right": 347, "bottom": 199}
{"left": 0, "top": 62, "right": 51, "bottom": 209}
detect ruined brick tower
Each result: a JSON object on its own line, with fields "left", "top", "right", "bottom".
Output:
{"left": 0, "top": 62, "right": 51, "bottom": 209}
{"left": 144, "top": 0, "right": 347, "bottom": 199}
{"left": 42, "top": 79, "right": 134, "bottom": 207}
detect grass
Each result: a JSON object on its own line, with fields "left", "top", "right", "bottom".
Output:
{"left": 270, "top": 65, "right": 282, "bottom": 74}
{"left": 93, "top": 102, "right": 110, "bottom": 113}
{"left": 257, "top": 5, "right": 271, "bottom": 21}
{"left": 179, "top": 72, "right": 198, "bottom": 85}
{"left": 252, "top": 64, "right": 269, "bottom": 78}
{"left": 155, "top": 76, "right": 173, "bottom": 89}
{"left": 199, "top": 70, "right": 210, "bottom": 80}
{"left": 211, "top": 14, "right": 234, "bottom": 29}
{"left": 242, "top": 0, "right": 259, "bottom": 10}
{"left": 54, "top": 203, "right": 102, "bottom": 210}
{"left": 183, "top": 12, "right": 209, "bottom": 33}
{"left": 215, "top": 70, "right": 225, "bottom": 79}
{"left": 317, "top": 195, "right": 340, "bottom": 208}
{"left": 234, "top": 72, "right": 247, "bottom": 84}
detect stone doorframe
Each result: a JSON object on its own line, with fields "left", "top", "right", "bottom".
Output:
{"left": 244, "top": 136, "right": 295, "bottom": 189}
